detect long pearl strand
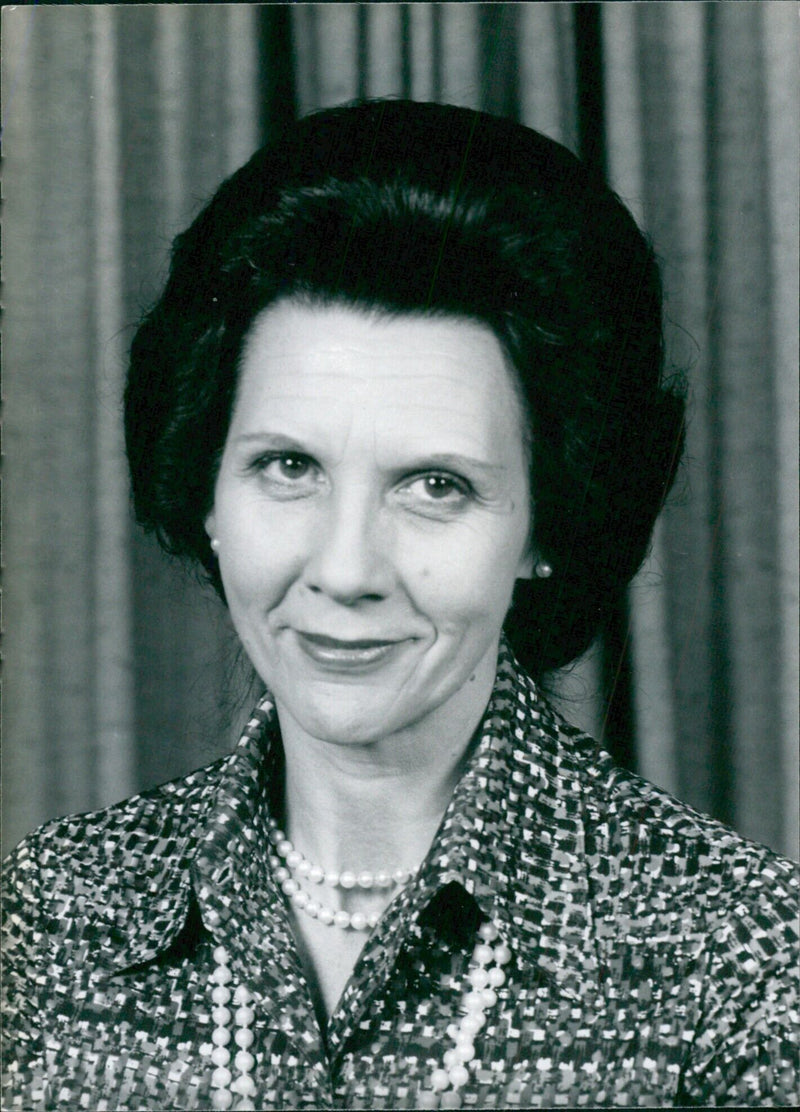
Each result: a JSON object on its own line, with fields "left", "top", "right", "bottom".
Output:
{"left": 205, "top": 924, "right": 511, "bottom": 1109}
{"left": 268, "top": 820, "right": 417, "bottom": 932}
{"left": 418, "top": 921, "right": 510, "bottom": 1109}
{"left": 204, "top": 946, "right": 257, "bottom": 1111}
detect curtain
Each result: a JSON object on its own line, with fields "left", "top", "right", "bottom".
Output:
{"left": 3, "top": 2, "right": 797, "bottom": 859}
{"left": 602, "top": 1, "right": 799, "bottom": 857}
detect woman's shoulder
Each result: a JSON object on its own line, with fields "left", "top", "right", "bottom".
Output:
{"left": 595, "top": 749, "right": 796, "bottom": 885}
{"left": 528, "top": 695, "right": 798, "bottom": 1025}
{"left": 1, "top": 753, "right": 231, "bottom": 916}
{"left": 534, "top": 689, "right": 799, "bottom": 902}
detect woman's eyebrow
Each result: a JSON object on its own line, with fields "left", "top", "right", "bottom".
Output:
{"left": 395, "top": 452, "right": 508, "bottom": 477}
{"left": 231, "top": 431, "right": 312, "bottom": 448}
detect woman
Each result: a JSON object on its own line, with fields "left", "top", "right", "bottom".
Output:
{"left": 3, "top": 100, "right": 797, "bottom": 1110}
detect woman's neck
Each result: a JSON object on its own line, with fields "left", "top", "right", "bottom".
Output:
{"left": 275, "top": 671, "right": 493, "bottom": 875}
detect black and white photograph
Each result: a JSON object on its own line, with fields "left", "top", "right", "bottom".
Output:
{"left": 2, "top": 2, "right": 798, "bottom": 1108}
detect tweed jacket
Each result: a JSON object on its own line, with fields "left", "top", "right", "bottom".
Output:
{"left": 3, "top": 646, "right": 798, "bottom": 1109}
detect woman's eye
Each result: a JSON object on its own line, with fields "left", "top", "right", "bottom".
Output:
{"left": 254, "top": 453, "right": 319, "bottom": 489}
{"left": 272, "top": 455, "right": 311, "bottom": 479}
{"left": 401, "top": 473, "right": 472, "bottom": 508}
{"left": 418, "top": 475, "right": 464, "bottom": 499}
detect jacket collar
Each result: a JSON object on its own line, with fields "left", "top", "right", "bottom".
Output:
{"left": 85, "top": 700, "right": 277, "bottom": 974}
{"left": 401, "top": 641, "right": 601, "bottom": 1001}
{"left": 88, "top": 642, "right": 601, "bottom": 1007}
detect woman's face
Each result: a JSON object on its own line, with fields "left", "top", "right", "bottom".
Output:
{"left": 206, "top": 300, "right": 533, "bottom": 748}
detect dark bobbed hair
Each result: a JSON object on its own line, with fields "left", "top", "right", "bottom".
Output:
{"left": 125, "top": 99, "right": 685, "bottom": 676}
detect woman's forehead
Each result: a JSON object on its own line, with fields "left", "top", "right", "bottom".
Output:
{"left": 232, "top": 300, "right": 528, "bottom": 455}
{"left": 239, "top": 300, "right": 520, "bottom": 401}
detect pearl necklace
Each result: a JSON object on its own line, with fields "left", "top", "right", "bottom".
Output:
{"left": 268, "top": 819, "right": 415, "bottom": 890}
{"left": 268, "top": 820, "right": 417, "bottom": 932}
{"left": 205, "top": 923, "right": 510, "bottom": 1109}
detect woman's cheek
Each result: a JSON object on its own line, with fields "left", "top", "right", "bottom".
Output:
{"left": 231, "top": 503, "right": 313, "bottom": 601}
{"left": 263, "top": 511, "right": 317, "bottom": 581}
{"left": 403, "top": 528, "right": 497, "bottom": 607}
{"left": 417, "top": 515, "right": 505, "bottom": 574}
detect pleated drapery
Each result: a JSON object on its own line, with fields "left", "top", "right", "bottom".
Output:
{"left": 3, "top": 2, "right": 797, "bottom": 859}
{"left": 3, "top": 3, "right": 263, "bottom": 847}
{"left": 603, "top": 1, "right": 799, "bottom": 859}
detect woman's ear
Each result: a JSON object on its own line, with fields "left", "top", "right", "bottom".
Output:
{"left": 204, "top": 511, "right": 217, "bottom": 548}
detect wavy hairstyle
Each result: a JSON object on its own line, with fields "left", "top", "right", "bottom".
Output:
{"left": 125, "top": 99, "right": 685, "bottom": 676}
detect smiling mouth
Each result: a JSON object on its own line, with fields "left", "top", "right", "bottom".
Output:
{"left": 295, "top": 631, "right": 405, "bottom": 669}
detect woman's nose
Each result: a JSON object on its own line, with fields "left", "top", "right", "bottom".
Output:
{"left": 303, "top": 489, "right": 393, "bottom": 604}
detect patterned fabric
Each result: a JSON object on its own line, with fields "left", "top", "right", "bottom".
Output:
{"left": 3, "top": 644, "right": 798, "bottom": 1109}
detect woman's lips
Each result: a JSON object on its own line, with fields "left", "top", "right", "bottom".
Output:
{"left": 294, "top": 631, "right": 405, "bottom": 669}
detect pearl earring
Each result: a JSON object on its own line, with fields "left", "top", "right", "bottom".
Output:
{"left": 534, "top": 559, "right": 553, "bottom": 579}
{"left": 209, "top": 538, "right": 220, "bottom": 555}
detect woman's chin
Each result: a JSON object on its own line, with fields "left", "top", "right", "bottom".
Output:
{"left": 276, "top": 691, "right": 415, "bottom": 749}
